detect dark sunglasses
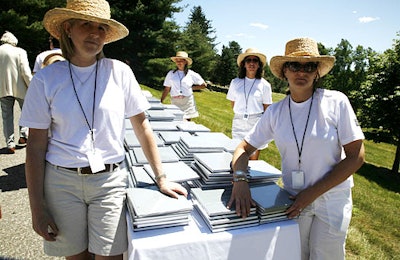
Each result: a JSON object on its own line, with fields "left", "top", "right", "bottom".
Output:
{"left": 245, "top": 58, "right": 260, "bottom": 63}
{"left": 285, "top": 62, "right": 318, "bottom": 73}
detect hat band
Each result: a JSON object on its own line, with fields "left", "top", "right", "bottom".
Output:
{"left": 287, "top": 51, "right": 320, "bottom": 57}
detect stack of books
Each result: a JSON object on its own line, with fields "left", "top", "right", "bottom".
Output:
{"left": 126, "top": 187, "right": 193, "bottom": 231}
{"left": 191, "top": 152, "right": 234, "bottom": 189}
{"left": 143, "top": 161, "right": 200, "bottom": 183}
{"left": 250, "top": 183, "right": 293, "bottom": 224}
{"left": 191, "top": 187, "right": 259, "bottom": 232}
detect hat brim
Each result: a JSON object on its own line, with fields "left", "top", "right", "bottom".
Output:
{"left": 237, "top": 52, "right": 267, "bottom": 67}
{"left": 269, "top": 56, "right": 335, "bottom": 80}
{"left": 171, "top": 57, "right": 193, "bottom": 66}
{"left": 43, "top": 8, "right": 129, "bottom": 44}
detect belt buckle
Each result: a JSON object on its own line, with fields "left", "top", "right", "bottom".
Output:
{"left": 77, "top": 167, "right": 91, "bottom": 176}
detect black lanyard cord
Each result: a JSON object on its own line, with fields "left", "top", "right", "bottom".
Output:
{"left": 288, "top": 91, "right": 314, "bottom": 169}
{"left": 68, "top": 60, "right": 98, "bottom": 142}
{"left": 243, "top": 78, "right": 257, "bottom": 113}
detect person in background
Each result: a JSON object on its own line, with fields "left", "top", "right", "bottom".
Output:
{"left": 41, "top": 52, "right": 65, "bottom": 69}
{"left": 20, "top": 0, "right": 187, "bottom": 259}
{"left": 160, "top": 51, "right": 206, "bottom": 121}
{"left": 0, "top": 31, "right": 32, "bottom": 154}
{"left": 226, "top": 48, "right": 272, "bottom": 160}
{"left": 33, "top": 36, "right": 63, "bottom": 74}
{"left": 227, "top": 38, "right": 365, "bottom": 260}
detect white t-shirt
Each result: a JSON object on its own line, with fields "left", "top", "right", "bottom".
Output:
{"left": 20, "top": 58, "right": 150, "bottom": 167}
{"left": 245, "top": 88, "right": 365, "bottom": 194}
{"left": 226, "top": 77, "right": 272, "bottom": 114}
{"left": 163, "top": 69, "right": 205, "bottom": 96}
{"left": 33, "top": 48, "right": 62, "bottom": 73}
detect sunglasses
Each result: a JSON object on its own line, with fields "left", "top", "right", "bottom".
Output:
{"left": 285, "top": 62, "right": 318, "bottom": 73}
{"left": 245, "top": 58, "right": 260, "bottom": 63}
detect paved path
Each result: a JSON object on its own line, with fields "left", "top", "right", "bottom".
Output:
{"left": 0, "top": 104, "right": 62, "bottom": 259}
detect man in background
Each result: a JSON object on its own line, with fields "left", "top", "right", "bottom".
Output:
{"left": 0, "top": 31, "right": 32, "bottom": 154}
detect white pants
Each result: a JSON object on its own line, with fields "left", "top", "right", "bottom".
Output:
{"left": 295, "top": 189, "right": 352, "bottom": 260}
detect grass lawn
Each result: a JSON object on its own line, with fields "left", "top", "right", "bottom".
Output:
{"left": 143, "top": 85, "right": 400, "bottom": 260}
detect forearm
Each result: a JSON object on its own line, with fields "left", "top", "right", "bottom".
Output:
{"left": 192, "top": 83, "right": 206, "bottom": 91}
{"left": 25, "top": 130, "right": 48, "bottom": 216}
{"left": 231, "top": 140, "right": 256, "bottom": 172}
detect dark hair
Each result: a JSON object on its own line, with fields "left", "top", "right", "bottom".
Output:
{"left": 173, "top": 64, "right": 189, "bottom": 75}
{"left": 238, "top": 59, "right": 264, "bottom": 79}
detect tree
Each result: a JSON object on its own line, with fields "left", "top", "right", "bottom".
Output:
{"left": 176, "top": 6, "right": 218, "bottom": 80}
{"left": 212, "top": 41, "right": 241, "bottom": 86}
{"left": 351, "top": 34, "right": 400, "bottom": 173}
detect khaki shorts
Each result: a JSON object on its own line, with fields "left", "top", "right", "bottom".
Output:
{"left": 43, "top": 162, "right": 128, "bottom": 257}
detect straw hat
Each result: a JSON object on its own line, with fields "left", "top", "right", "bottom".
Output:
{"left": 1, "top": 31, "right": 18, "bottom": 46}
{"left": 43, "top": 0, "right": 129, "bottom": 44}
{"left": 42, "top": 53, "right": 66, "bottom": 68}
{"left": 171, "top": 51, "right": 193, "bottom": 66}
{"left": 269, "top": 37, "right": 335, "bottom": 80}
{"left": 237, "top": 48, "right": 267, "bottom": 67}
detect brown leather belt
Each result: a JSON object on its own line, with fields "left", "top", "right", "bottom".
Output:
{"left": 60, "top": 162, "right": 122, "bottom": 175}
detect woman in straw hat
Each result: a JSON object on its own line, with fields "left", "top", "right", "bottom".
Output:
{"left": 226, "top": 48, "right": 272, "bottom": 160}
{"left": 20, "top": 0, "right": 187, "bottom": 259}
{"left": 160, "top": 51, "right": 206, "bottom": 121}
{"left": 228, "top": 38, "right": 365, "bottom": 259}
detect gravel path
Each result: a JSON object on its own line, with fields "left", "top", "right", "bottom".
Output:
{"left": 0, "top": 104, "right": 63, "bottom": 260}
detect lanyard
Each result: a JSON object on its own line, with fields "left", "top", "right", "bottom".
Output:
{"left": 68, "top": 61, "right": 98, "bottom": 147}
{"left": 243, "top": 78, "right": 257, "bottom": 113}
{"left": 177, "top": 70, "right": 184, "bottom": 94}
{"left": 288, "top": 92, "right": 314, "bottom": 169}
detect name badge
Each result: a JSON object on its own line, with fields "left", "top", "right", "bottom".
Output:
{"left": 291, "top": 170, "right": 304, "bottom": 189}
{"left": 87, "top": 151, "right": 105, "bottom": 173}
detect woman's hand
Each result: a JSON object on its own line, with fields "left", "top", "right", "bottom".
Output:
{"left": 227, "top": 181, "right": 256, "bottom": 218}
{"left": 157, "top": 177, "right": 188, "bottom": 199}
{"left": 31, "top": 208, "right": 58, "bottom": 242}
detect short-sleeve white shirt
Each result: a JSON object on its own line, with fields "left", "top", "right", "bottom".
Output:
{"left": 32, "top": 48, "right": 62, "bottom": 73}
{"left": 245, "top": 88, "right": 365, "bottom": 194}
{"left": 20, "top": 58, "right": 150, "bottom": 167}
{"left": 226, "top": 77, "right": 272, "bottom": 114}
{"left": 163, "top": 69, "right": 205, "bottom": 96}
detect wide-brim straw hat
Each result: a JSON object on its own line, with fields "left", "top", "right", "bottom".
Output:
{"left": 43, "top": 0, "right": 129, "bottom": 44}
{"left": 171, "top": 51, "right": 193, "bottom": 66}
{"left": 237, "top": 48, "right": 267, "bottom": 67}
{"left": 270, "top": 37, "right": 335, "bottom": 80}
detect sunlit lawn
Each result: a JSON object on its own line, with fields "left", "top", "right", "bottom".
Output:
{"left": 142, "top": 85, "right": 400, "bottom": 260}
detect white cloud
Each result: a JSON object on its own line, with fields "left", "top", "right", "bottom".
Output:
{"left": 250, "top": 22, "right": 269, "bottom": 30}
{"left": 358, "top": 16, "right": 380, "bottom": 23}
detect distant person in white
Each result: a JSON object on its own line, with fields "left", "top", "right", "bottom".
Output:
{"left": 32, "top": 36, "right": 62, "bottom": 74}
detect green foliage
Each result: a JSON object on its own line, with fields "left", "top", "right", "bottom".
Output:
{"left": 212, "top": 41, "right": 241, "bottom": 86}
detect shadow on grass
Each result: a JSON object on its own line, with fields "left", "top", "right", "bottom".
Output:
{"left": 356, "top": 162, "right": 400, "bottom": 193}
{"left": 0, "top": 163, "right": 26, "bottom": 192}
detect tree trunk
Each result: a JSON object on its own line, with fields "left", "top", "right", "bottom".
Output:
{"left": 392, "top": 138, "right": 400, "bottom": 174}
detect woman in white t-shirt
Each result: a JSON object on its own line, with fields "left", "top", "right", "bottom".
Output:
{"left": 160, "top": 51, "right": 206, "bottom": 121}
{"left": 228, "top": 38, "right": 365, "bottom": 260}
{"left": 226, "top": 48, "right": 272, "bottom": 159}
{"left": 20, "top": 0, "right": 187, "bottom": 259}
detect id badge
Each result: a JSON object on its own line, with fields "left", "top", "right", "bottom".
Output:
{"left": 243, "top": 113, "right": 249, "bottom": 120}
{"left": 87, "top": 151, "right": 105, "bottom": 173}
{"left": 291, "top": 170, "right": 304, "bottom": 189}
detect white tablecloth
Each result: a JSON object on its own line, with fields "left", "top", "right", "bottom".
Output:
{"left": 127, "top": 210, "right": 301, "bottom": 260}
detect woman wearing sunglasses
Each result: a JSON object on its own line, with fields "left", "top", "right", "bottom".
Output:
{"left": 226, "top": 48, "right": 272, "bottom": 160}
{"left": 228, "top": 38, "right": 365, "bottom": 259}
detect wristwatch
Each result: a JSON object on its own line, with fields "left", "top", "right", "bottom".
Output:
{"left": 232, "top": 170, "right": 248, "bottom": 182}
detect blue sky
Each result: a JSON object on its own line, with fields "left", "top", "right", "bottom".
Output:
{"left": 172, "top": 0, "right": 400, "bottom": 60}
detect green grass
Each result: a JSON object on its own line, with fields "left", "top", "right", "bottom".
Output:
{"left": 142, "top": 85, "right": 400, "bottom": 260}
